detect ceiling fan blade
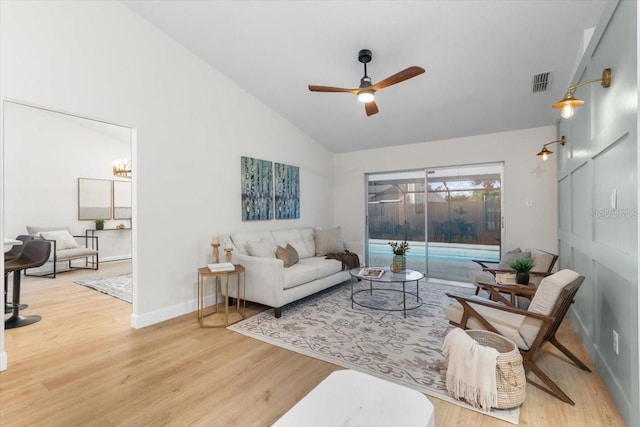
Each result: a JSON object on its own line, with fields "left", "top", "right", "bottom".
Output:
{"left": 308, "top": 85, "right": 358, "bottom": 94}
{"left": 372, "top": 66, "right": 425, "bottom": 91}
{"left": 364, "top": 100, "right": 379, "bottom": 116}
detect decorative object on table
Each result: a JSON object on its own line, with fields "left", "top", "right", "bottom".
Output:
{"left": 116, "top": 223, "right": 126, "bottom": 230}
{"left": 357, "top": 268, "right": 385, "bottom": 279}
{"left": 95, "top": 218, "right": 105, "bottom": 230}
{"left": 211, "top": 235, "right": 220, "bottom": 263}
{"left": 389, "top": 240, "right": 409, "bottom": 273}
{"left": 274, "top": 162, "right": 300, "bottom": 219}
{"left": 207, "top": 262, "right": 235, "bottom": 272}
{"left": 229, "top": 281, "right": 519, "bottom": 423}
{"left": 495, "top": 272, "right": 517, "bottom": 285}
{"left": 224, "top": 238, "right": 233, "bottom": 262}
{"left": 241, "top": 156, "right": 273, "bottom": 221}
{"left": 509, "top": 258, "right": 534, "bottom": 285}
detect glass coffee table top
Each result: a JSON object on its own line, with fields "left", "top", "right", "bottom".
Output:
{"left": 349, "top": 267, "right": 424, "bottom": 282}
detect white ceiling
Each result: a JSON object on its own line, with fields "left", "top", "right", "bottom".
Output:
{"left": 123, "top": 0, "right": 609, "bottom": 153}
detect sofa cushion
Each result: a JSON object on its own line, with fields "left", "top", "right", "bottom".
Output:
{"left": 231, "top": 231, "right": 275, "bottom": 256}
{"left": 27, "top": 225, "right": 72, "bottom": 236}
{"left": 276, "top": 244, "right": 299, "bottom": 268}
{"left": 37, "top": 230, "right": 79, "bottom": 251}
{"left": 283, "top": 264, "right": 317, "bottom": 289}
{"left": 298, "top": 256, "right": 343, "bottom": 279}
{"left": 314, "top": 227, "right": 343, "bottom": 256}
{"left": 246, "top": 238, "right": 277, "bottom": 258}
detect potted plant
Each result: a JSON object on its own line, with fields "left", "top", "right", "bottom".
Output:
{"left": 95, "top": 218, "right": 105, "bottom": 230}
{"left": 509, "top": 258, "right": 535, "bottom": 285}
{"left": 388, "top": 241, "right": 409, "bottom": 273}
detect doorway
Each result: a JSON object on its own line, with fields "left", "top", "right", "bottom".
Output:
{"left": 365, "top": 163, "right": 503, "bottom": 282}
{"left": 2, "top": 100, "right": 134, "bottom": 313}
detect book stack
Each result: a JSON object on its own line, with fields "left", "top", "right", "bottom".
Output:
{"left": 208, "top": 262, "right": 235, "bottom": 272}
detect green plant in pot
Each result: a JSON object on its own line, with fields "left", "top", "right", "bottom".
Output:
{"left": 388, "top": 241, "right": 409, "bottom": 273}
{"left": 510, "top": 258, "right": 535, "bottom": 285}
{"left": 95, "top": 218, "right": 105, "bottom": 230}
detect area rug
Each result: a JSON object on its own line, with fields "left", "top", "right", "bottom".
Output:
{"left": 74, "top": 273, "right": 132, "bottom": 303}
{"left": 228, "top": 280, "right": 520, "bottom": 424}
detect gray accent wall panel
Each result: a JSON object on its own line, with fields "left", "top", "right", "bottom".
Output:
{"left": 557, "top": 0, "right": 638, "bottom": 423}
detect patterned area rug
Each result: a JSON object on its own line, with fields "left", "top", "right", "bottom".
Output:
{"left": 228, "top": 280, "right": 520, "bottom": 424}
{"left": 74, "top": 273, "right": 132, "bottom": 303}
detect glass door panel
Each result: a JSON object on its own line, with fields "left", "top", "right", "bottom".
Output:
{"left": 426, "top": 165, "right": 502, "bottom": 281}
{"left": 366, "top": 171, "right": 426, "bottom": 272}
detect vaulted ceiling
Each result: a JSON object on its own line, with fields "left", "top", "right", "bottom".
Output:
{"left": 123, "top": 0, "right": 609, "bottom": 153}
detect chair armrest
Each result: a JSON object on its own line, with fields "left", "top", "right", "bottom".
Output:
{"left": 446, "top": 293, "right": 553, "bottom": 322}
{"left": 476, "top": 281, "right": 536, "bottom": 298}
{"left": 472, "top": 259, "right": 500, "bottom": 269}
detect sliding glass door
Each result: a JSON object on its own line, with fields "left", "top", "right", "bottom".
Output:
{"left": 365, "top": 163, "right": 503, "bottom": 282}
{"left": 425, "top": 165, "right": 502, "bottom": 281}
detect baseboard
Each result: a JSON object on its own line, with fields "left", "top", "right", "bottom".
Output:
{"left": 0, "top": 350, "right": 7, "bottom": 371}
{"left": 130, "top": 293, "right": 216, "bottom": 329}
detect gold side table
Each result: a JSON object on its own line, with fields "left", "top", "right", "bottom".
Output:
{"left": 197, "top": 264, "right": 246, "bottom": 327}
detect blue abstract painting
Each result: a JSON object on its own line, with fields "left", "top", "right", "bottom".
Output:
{"left": 241, "top": 156, "right": 273, "bottom": 221}
{"left": 274, "top": 162, "right": 300, "bottom": 219}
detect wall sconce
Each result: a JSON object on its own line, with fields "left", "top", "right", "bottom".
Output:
{"left": 552, "top": 68, "right": 611, "bottom": 119}
{"left": 536, "top": 136, "right": 566, "bottom": 160}
{"left": 112, "top": 159, "right": 131, "bottom": 178}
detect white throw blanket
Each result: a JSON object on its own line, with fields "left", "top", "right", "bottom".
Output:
{"left": 443, "top": 328, "right": 499, "bottom": 411}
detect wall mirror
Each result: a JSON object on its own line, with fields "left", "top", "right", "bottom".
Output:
{"left": 78, "top": 178, "right": 112, "bottom": 220}
{"left": 113, "top": 180, "right": 132, "bottom": 219}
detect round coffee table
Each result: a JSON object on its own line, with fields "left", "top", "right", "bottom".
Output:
{"left": 349, "top": 267, "right": 425, "bottom": 318}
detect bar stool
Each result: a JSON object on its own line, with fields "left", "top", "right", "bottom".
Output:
{"left": 4, "top": 239, "right": 51, "bottom": 329}
{"left": 4, "top": 235, "right": 33, "bottom": 313}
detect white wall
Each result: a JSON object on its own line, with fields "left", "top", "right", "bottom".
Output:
{"left": 334, "top": 126, "right": 559, "bottom": 254}
{"left": 0, "top": 0, "right": 336, "bottom": 369}
{"left": 4, "top": 102, "right": 132, "bottom": 260}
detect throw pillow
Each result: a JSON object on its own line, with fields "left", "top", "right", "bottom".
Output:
{"left": 498, "top": 248, "right": 531, "bottom": 270}
{"left": 314, "top": 226, "right": 343, "bottom": 256}
{"left": 276, "top": 244, "right": 299, "bottom": 268}
{"left": 246, "top": 238, "right": 276, "bottom": 258}
{"left": 37, "top": 230, "right": 79, "bottom": 251}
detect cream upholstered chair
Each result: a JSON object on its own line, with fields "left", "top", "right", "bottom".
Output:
{"left": 446, "top": 269, "right": 590, "bottom": 405}
{"left": 467, "top": 248, "right": 558, "bottom": 306}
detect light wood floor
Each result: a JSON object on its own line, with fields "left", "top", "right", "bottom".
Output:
{"left": 1, "top": 262, "right": 626, "bottom": 426}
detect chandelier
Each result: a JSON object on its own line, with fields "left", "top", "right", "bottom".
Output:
{"left": 112, "top": 159, "right": 131, "bottom": 179}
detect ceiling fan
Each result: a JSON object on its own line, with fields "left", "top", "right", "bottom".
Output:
{"left": 308, "top": 49, "right": 425, "bottom": 117}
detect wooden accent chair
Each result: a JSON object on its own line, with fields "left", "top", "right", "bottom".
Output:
{"left": 446, "top": 269, "right": 590, "bottom": 405}
{"left": 468, "top": 248, "right": 558, "bottom": 305}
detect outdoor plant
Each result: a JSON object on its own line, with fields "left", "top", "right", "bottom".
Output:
{"left": 388, "top": 240, "right": 410, "bottom": 255}
{"left": 509, "top": 258, "right": 534, "bottom": 273}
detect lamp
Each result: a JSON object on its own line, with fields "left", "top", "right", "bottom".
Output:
{"left": 358, "top": 89, "right": 375, "bottom": 103}
{"left": 112, "top": 159, "right": 131, "bottom": 178}
{"left": 536, "top": 136, "right": 566, "bottom": 161}
{"left": 552, "top": 68, "right": 611, "bottom": 118}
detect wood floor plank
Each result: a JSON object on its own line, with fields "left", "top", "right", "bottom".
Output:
{"left": 1, "top": 261, "right": 626, "bottom": 426}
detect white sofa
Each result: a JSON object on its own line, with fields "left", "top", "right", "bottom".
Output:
{"left": 227, "top": 227, "right": 362, "bottom": 318}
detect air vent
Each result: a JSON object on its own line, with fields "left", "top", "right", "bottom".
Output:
{"left": 531, "top": 71, "right": 553, "bottom": 93}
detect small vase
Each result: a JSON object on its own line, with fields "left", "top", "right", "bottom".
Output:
{"left": 516, "top": 271, "right": 529, "bottom": 285}
{"left": 391, "top": 255, "right": 406, "bottom": 273}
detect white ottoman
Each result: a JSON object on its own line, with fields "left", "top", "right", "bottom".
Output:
{"left": 272, "top": 369, "right": 435, "bottom": 427}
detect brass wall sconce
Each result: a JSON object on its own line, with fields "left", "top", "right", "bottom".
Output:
{"left": 537, "top": 136, "right": 566, "bottom": 160}
{"left": 552, "top": 68, "right": 611, "bottom": 119}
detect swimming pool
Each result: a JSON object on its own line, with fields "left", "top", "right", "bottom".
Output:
{"left": 366, "top": 240, "right": 500, "bottom": 282}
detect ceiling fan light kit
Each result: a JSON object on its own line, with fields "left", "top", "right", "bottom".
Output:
{"left": 308, "top": 48, "right": 425, "bottom": 116}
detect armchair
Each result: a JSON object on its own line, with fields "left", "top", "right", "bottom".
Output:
{"left": 446, "top": 269, "right": 590, "bottom": 405}
{"left": 24, "top": 225, "right": 99, "bottom": 278}
{"left": 467, "top": 248, "right": 558, "bottom": 304}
